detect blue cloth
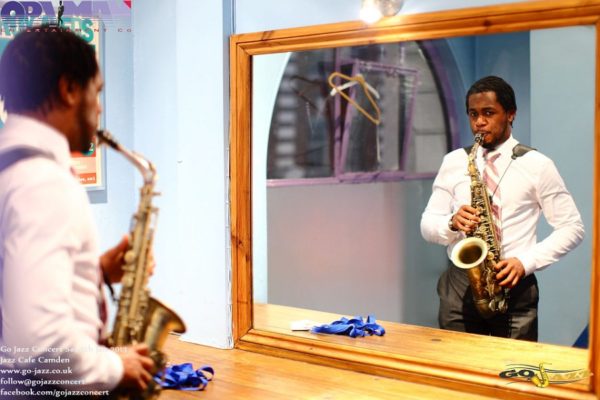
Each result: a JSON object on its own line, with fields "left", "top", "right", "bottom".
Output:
{"left": 311, "top": 315, "right": 385, "bottom": 338}
{"left": 573, "top": 324, "right": 589, "bottom": 349}
{"left": 154, "top": 363, "right": 214, "bottom": 391}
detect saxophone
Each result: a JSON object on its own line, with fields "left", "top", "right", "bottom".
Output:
{"left": 97, "top": 130, "right": 186, "bottom": 399}
{"left": 450, "top": 133, "right": 508, "bottom": 318}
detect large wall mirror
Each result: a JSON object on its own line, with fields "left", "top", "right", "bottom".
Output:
{"left": 230, "top": 2, "right": 600, "bottom": 399}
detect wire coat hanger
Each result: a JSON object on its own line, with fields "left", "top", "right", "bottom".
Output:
{"left": 327, "top": 72, "right": 381, "bottom": 125}
{"left": 328, "top": 74, "right": 380, "bottom": 99}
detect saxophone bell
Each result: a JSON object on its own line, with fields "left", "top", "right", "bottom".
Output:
{"left": 450, "top": 237, "right": 504, "bottom": 319}
{"left": 451, "top": 237, "right": 488, "bottom": 270}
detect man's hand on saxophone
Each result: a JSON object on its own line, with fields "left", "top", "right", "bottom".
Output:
{"left": 494, "top": 258, "right": 525, "bottom": 289}
{"left": 451, "top": 205, "right": 526, "bottom": 289}
{"left": 116, "top": 343, "right": 155, "bottom": 391}
{"left": 100, "top": 235, "right": 158, "bottom": 393}
{"left": 450, "top": 205, "right": 480, "bottom": 233}
{"left": 100, "top": 235, "right": 129, "bottom": 283}
{"left": 100, "top": 235, "right": 156, "bottom": 284}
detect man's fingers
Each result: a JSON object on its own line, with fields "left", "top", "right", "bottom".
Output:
{"left": 498, "top": 274, "right": 512, "bottom": 287}
{"left": 498, "top": 269, "right": 520, "bottom": 288}
{"left": 133, "top": 343, "right": 150, "bottom": 355}
{"left": 120, "top": 234, "right": 129, "bottom": 246}
{"left": 457, "top": 213, "right": 481, "bottom": 233}
{"left": 456, "top": 215, "right": 477, "bottom": 232}
{"left": 140, "top": 355, "right": 154, "bottom": 370}
{"left": 136, "top": 376, "right": 148, "bottom": 391}
{"left": 141, "top": 368, "right": 153, "bottom": 383}
{"left": 496, "top": 272, "right": 507, "bottom": 283}
{"left": 494, "top": 262, "right": 509, "bottom": 281}
{"left": 510, "top": 276, "right": 520, "bottom": 288}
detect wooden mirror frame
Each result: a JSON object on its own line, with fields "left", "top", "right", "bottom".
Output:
{"left": 230, "top": 1, "right": 600, "bottom": 398}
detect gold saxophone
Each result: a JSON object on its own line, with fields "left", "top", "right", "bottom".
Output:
{"left": 450, "top": 133, "right": 508, "bottom": 318}
{"left": 97, "top": 130, "right": 186, "bottom": 399}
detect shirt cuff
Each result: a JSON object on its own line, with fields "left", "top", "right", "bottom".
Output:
{"left": 516, "top": 253, "right": 537, "bottom": 276}
{"left": 444, "top": 219, "right": 461, "bottom": 239}
{"left": 104, "top": 348, "right": 125, "bottom": 391}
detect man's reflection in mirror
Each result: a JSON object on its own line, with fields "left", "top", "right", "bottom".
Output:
{"left": 421, "top": 76, "right": 584, "bottom": 341}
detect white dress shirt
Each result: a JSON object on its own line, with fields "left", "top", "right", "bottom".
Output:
{"left": 0, "top": 115, "right": 123, "bottom": 390}
{"left": 420, "top": 135, "right": 584, "bottom": 276}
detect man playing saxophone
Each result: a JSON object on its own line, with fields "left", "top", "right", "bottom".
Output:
{"left": 0, "top": 28, "right": 154, "bottom": 395}
{"left": 420, "top": 76, "right": 584, "bottom": 340}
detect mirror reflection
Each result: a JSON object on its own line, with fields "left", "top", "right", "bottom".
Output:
{"left": 252, "top": 25, "right": 594, "bottom": 347}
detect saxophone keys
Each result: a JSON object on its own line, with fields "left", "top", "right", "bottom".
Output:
{"left": 124, "top": 250, "right": 137, "bottom": 264}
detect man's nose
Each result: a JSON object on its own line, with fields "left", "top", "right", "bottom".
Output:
{"left": 475, "top": 115, "right": 487, "bottom": 126}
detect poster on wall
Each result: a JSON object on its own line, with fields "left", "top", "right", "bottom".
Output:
{"left": 0, "top": 11, "right": 105, "bottom": 189}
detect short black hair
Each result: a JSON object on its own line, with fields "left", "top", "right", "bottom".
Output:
{"left": 465, "top": 76, "right": 517, "bottom": 114}
{"left": 0, "top": 26, "right": 98, "bottom": 113}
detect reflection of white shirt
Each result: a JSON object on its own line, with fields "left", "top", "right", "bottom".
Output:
{"left": 420, "top": 135, "right": 584, "bottom": 276}
{"left": 0, "top": 115, "right": 123, "bottom": 390}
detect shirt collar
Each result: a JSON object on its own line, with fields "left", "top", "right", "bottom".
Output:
{"left": 480, "top": 135, "right": 518, "bottom": 160}
{"left": 0, "top": 114, "right": 73, "bottom": 171}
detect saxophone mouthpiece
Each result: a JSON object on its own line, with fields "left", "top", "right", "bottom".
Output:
{"left": 474, "top": 133, "right": 484, "bottom": 144}
{"left": 96, "top": 130, "right": 119, "bottom": 150}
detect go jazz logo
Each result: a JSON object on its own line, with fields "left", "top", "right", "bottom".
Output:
{"left": 499, "top": 363, "right": 590, "bottom": 388}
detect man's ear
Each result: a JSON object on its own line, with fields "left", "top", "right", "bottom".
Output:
{"left": 57, "top": 76, "right": 81, "bottom": 107}
{"left": 508, "top": 110, "right": 516, "bottom": 124}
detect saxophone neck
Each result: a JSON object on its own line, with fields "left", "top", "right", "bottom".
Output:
{"left": 138, "top": 159, "right": 156, "bottom": 186}
{"left": 97, "top": 130, "right": 156, "bottom": 185}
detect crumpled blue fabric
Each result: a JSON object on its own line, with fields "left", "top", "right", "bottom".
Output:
{"left": 154, "top": 362, "right": 214, "bottom": 391}
{"left": 311, "top": 315, "right": 385, "bottom": 338}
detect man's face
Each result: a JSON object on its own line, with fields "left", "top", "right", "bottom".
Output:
{"left": 73, "top": 72, "right": 103, "bottom": 153}
{"left": 467, "top": 91, "right": 515, "bottom": 149}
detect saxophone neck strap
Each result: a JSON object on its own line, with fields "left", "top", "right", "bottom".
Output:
{"left": 511, "top": 143, "right": 536, "bottom": 159}
{"left": 154, "top": 363, "right": 214, "bottom": 391}
{"left": 310, "top": 315, "right": 385, "bottom": 338}
{"left": 0, "top": 147, "right": 46, "bottom": 173}
{"left": 462, "top": 143, "right": 536, "bottom": 159}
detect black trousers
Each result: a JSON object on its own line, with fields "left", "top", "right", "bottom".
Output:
{"left": 437, "top": 263, "right": 539, "bottom": 341}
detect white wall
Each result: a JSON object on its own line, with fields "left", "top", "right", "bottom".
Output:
{"left": 234, "top": 0, "right": 527, "bottom": 34}
{"left": 531, "top": 26, "right": 594, "bottom": 345}
{"left": 130, "top": 0, "right": 232, "bottom": 348}
{"left": 89, "top": 27, "right": 135, "bottom": 249}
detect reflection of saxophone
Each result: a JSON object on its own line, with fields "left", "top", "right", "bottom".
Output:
{"left": 450, "top": 133, "right": 508, "bottom": 318}
{"left": 97, "top": 130, "right": 186, "bottom": 399}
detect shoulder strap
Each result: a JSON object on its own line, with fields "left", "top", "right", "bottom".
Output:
{"left": 0, "top": 147, "right": 44, "bottom": 174}
{"left": 511, "top": 143, "right": 536, "bottom": 159}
